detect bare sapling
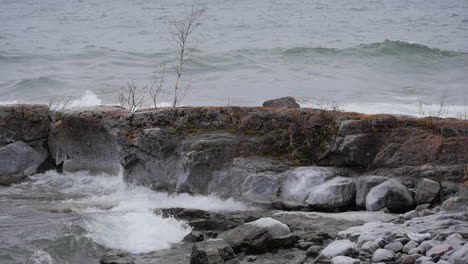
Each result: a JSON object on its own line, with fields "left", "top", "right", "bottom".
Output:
{"left": 118, "top": 81, "right": 146, "bottom": 112}
{"left": 168, "top": 4, "right": 205, "bottom": 107}
{"left": 149, "top": 67, "right": 166, "bottom": 109}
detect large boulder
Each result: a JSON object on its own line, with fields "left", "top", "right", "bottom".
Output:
{"left": 220, "top": 217, "right": 292, "bottom": 254}
{"left": 318, "top": 240, "right": 355, "bottom": 260}
{"left": 366, "top": 179, "right": 415, "bottom": 213}
{"left": 49, "top": 106, "right": 123, "bottom": 175}
{"left": 208, "top": 157, "right": 288, "bottom": 201}
{"left": 0, "top": 141, "right": 47, "bottom": 185}
{"left": 119, "top": 127, "right": 182, "bottom": 191}
{"left": 355, "top": 175, "right": 388, "bottom": 208}
{"left": 306, "top": 177, "right": 356, "bottom": 210}
{"left": 179, "top": 133, "right": 242, "bottom": 194}
{"left": 262, "top": 97, "right": 300, "bottom": 109}
{"left": 190, "top": 239, "right": 235, "bottom": 264}
{"left": 279, "top": 166, "right": 339, "bottom": 207}
{"left": 415, "top": 178, "right": 440, "bottom": 205}
{"left": 240, "top": 173, "right": 282, "bottom": 205}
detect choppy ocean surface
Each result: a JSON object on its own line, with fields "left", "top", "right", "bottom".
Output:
{"left": 0, "top": 0, "right": 467, "bottom": 116}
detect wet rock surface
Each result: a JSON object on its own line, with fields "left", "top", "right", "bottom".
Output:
{"left": 0, "top": 141, "right": 47, "bottom": 185}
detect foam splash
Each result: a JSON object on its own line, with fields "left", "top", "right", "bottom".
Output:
{"left": 84, "top": 211, "right": 190, "bottom": 254}
{"left": 22, "top": 171, "right": 251, "bottom": 254}
{"left": 68, "top": 90, "right": 102, "bottom": 108}
{"left": 0, "top": 100, "right": 17, "bottom": 105}
{"left": 26, "top": 250, "right": 56, "bottom": 264}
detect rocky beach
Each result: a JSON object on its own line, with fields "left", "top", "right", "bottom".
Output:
{"left": 0, "top": 98, "right": 467, "bottom": 264}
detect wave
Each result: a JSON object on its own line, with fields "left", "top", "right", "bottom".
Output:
{"left": 7, "top": 77, "right": 67, "bottom": 94}
{"left": 282, "top": 40, "right": 466, "bottom": 58}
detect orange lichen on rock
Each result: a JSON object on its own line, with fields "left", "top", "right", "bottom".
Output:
{"left": 122, "top": 131, "right": 137, "bottom": 143}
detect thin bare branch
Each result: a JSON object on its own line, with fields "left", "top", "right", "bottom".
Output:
{"left": 118, "top": 82, "right": 146, "bottom": 112}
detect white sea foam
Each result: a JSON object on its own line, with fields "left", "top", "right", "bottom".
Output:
{"left": 23, "top": 170, "right": 251, "bottom": 254}
{"left": 0, "top": 100, "right": 17, "bottom": 105}
{"left": 84, "top": 211, "right": 190, "bottom": 254}
{"left": 299, "top": 98, "right": 467, "bottom": 120}
{"left": 26, "top": 250, "right": 56, "bottom": 264}
{"left": 68, "top": 90, "right": 102, "bottom": 108}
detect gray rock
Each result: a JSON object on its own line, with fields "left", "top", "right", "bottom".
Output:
{"left": 441, "top": 197, "right": 468, "bottom": 211}
{"left": 426, "top": 244, "right": 453, "bottom": 258}
{"left": 402, "top": 255, "right": 417, "bottom": 264}
{"left": 0, "top": 141, "right": 47, "bottom": 185}
{"left": 385, "top": 241, "right": 404, "bottom": 253}
{"left": 120, "top": 127, "right": 182, "bottom": 191}
{"left": 418, "top": 209, "right": 434, "bottom": 217}
{"left": 49, "top": 107, "right": 122, "bottom": 175}
{"left": 209, "top": 157, "right": 288, "bottom": 200}
{"left": 190, "top": 239, "right": 235, "bottom": 264}
{"left": 305, "top": 245, "right": 321, "bottom": 257}
{"left": 403, "top": 241, "right": 420, "bottom": 253}
{"left": 446, "top": 233, "right": 464, "bottom": 246}
{"left": 415, "top": 204, "right": 432, "bottom": 211}
{"left": 409, "top": 248, "right": 423, "bottom": 255}
{"left": 100, "top": 250, "right": 135, "bottom": 264}
{"left": 331, "top": 256, "right": 360, "bottom": 264}
{"left": 447, "top": 243, "right": 468, "bottom": 264}
{"left": 298, "top": 242, "right": 314, "bottom": 250}
{"left": 366, "top": 179, "right": 415, "bottom": 213}
{"left": 436, "top": 261, "right": 450, "bottom": 264}
{"left": 279, "top": 166, "right": 337, "bottom": 207}
{"left": 355, "top": 175, "right": 389, "bottom": 208}
{"left": 306, "top": 177, "right": 356, "bottom": 209}
{"left": 415, "top": 179, "right": 440, "bottom": 205}
{"left": 241, "top": 172, "right": 282, "bottom": 205}
{"left": 403, "top": 210, "right": 420, "bottom": 220}
{"left": 220, "top": 217, "right": 292, "bottom": 254}
{"left": 262, "top": 96, "right": 300, "bottom": 109}
{"left": 360, "top": 241, "right": 380, "bottom": 255}
{"left": 415, "top": 256, "right": 435, "bottom": 264}
{"left": 375, "top": 237, "right": 388, "bottom": 248}
{"left": 372, "top": 249, "right": 395, "bottom": 262}
{"left": 0, "top": 104, "right": 51, "bottom": 147}
{"left": 179, "top": 132, "right": 241, "bottom": 194}
{"left": 319, "top": 240, "right": 355, "bottom": 260}
{"left": 407, "top": 233, "right": 431, "bottom": 243}
{"left": 419, "top": 241, "right": 438, "bottom": 254}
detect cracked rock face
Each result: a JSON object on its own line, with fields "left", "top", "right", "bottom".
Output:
{"left": 0, "top": 104, "right": 51, "bottom": 146}
{"left": 49, "top": 110, "right": 120, "bottom": 175}
{"left": 0, "top": 105, "right": 51, "bottom": 184}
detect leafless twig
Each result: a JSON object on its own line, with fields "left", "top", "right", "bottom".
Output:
{"left": 149, "top": 67, "right": 166, "bottom": 109}
{"left": 118, "top": 82, "right": 146, "bottom": 112}
{"left": 168, "top": 3, "right": 205, "bottom": 107}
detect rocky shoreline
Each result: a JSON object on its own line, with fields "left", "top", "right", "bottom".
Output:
{"left": 0, "top": 97, "right": 467, "bottom": 263}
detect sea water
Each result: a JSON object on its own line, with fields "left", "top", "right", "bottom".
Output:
{"left": 0, "top": 0, "right": 467, "bottom": 116}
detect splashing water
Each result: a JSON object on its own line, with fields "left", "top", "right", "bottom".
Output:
{"left": 0, "top": 170, "right": 251, "bottom": 262}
